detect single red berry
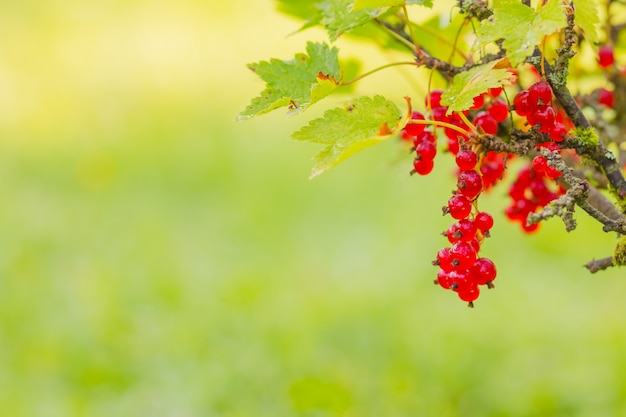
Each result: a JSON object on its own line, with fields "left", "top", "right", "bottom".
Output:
{"left": 528, "top": 105, "right": 556, "bottom": 131}
{"left": 435, "top": 247, "right": 454, "bottom": 271}
{"left": 598, "top": 45, "right": 615, "bottom": 68}
{"left": 449, "top": 269, "right": 474, "bottom": 293}
{"left": 450, "top": 241, "right": 477, "bottom": 269}
{"left": 412, "top": 158, "right": 434, "bottom": 176}
{"left": 416, "top": 141, "right": 437, "bottom": 161}
{"left": 455, "top": 149, "right": 478, "bottom": 170}
{"left": 457, "top": 219, "right": 478, "bottom": 242}
{"left": 598, "top": 88, "right": 615, "bottom": 108}
{"left": 457, "top": 284, "right": 480, "bottom": 305}
{"left": 426, "top": 90, "right": 444, "bottom": 108}
{"left": 545, "top": 164, "right": 562, "bottom": 179}
{"left": 528, "top": 81, "right": 553, "bottom": 106}
{"left": 487, "top": 98, "right": 509, "bottom": 122}
{"left": 446, "top": 223, "right": 462, "bottom": 244}
{"left": 549, "top": 122, "right": 567, "bottom": 142}
{"left": 405, "top": 111, "right": 426, "bottom": 136}
{"left": 457, "top": 170, "right": 484, "bottom": 200}
{"left": 471, "top": 258, "right": 497, "bottom": 285}
{"left": 513, "top": 90, "right": 534, "bottom": 116}
{"left": 474, "top": 212, "right": 494, "bottom": 232}
{"left": 473, "top": 111, "right": 498, "bottom": 135}
{"left": 446, "top": 194, "right": 473, "bottom": 219}
{"left": 531, "top": 155, "right": 547, "bottom": 173}
{"left": 436, "top": 269, "right": 453, "bottom": 289}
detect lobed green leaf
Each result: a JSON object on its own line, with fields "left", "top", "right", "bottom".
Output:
{"left": 238, "top": 42, "right": 341, "bottom": 120}
{"left": 476, "top": 0, "right": 567, "bottom": 66}
{"left": 352, "top": 0, "right": 433, "bottom": 11}
{"left": 292, "top": 96, "right": 403, "bottom": 178}
{"left": 572, "top": 0, "right": 600, "bottom": 44}
{"left": 441, "top": 60, "right": 516, "bottom": 114}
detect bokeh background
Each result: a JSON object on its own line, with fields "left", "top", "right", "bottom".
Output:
{"left": 1, "top": 1, "right": 626, "bottom": 416}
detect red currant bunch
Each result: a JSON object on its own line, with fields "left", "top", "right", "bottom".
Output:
{"left": 433, "top": 148, "right": 498, "bottom": 307}
{"left": 505, "top": 145, "right": 566, "bottom": 233}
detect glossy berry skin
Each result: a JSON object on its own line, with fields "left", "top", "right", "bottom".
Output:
{"left": 598, "top": 45, "right": 615, "bottom": 68}
{"left": 455, "top": 149, "right": 478, "bottom": 170}
{"left": 446, "top": 194, "right": 472, "bottom": 219}
{"left": 471, "top": 93, "right": 485, "bottom": 110}
{"left": 458, "top": 284, "right": 479, "bottom": 304}
{"left": 549, "top": 122, "right": 567, "bottom": 142}
{"left": 528, "top": 81, "right": 553, "bottom": 106}
{"left": 416, "top": 141, "right": 437, "bottom": 161}
{"left": 435, "top": 247, "right": 454, "bottom": 271}
{"left": 457, "top": 170, "right": 483, "bottom": 200}
{"left": 471, "top": 258, "right": 497, "bottom": 285}
{"left": 405, "top": 111, "right": 426, "bottom": 136}
{"left": 513, "top": 90, "right": 534, "bottom": 116}
{"left": 528, "top": 106, "right": 556, "bottom": 131}
{"left": 474, "top": 212, "right": 494, "bottom": 232}
{"left": 487, "top": 98, "right": 509, "bottom": 122}
{"left": 473, "top": 111, "right": 498, "bottom": 135}
{"left": 413, "top": 158, "right": 434, "bottom": 176}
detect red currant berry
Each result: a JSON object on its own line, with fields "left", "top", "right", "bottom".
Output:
{"left": 513, "top": 90, "right": 534, "bottom": 116}
{"left": 598, "top": 45, "right": 615, "bottom": 68}
{"left": 457, "top": 284, "right": 479, "bottom": 305}
{"left": 436, "top": 269, "right": 453, "bottom": 289}
{"left": 455, "top": 149, "right": 478, "bottom": 170}
{"left": 528, "top": 105, "right": 556, "bottom": 131}
{"left": 450, "top": 241, "right": 477, "bottom": 269}
{"left": 598, "top": 88, "right": 615, "bottom": 108}
{"left": 457, "top": 170, "right": 484, "bottom": 200}
{"left": 412, "top": 158, "right": 434, "bottom": 176}
{"left": 528, "top": 81, "right": 553, "bottom": 106}
{"left": 549, "top": 122, "right": 567, "bottom": 142}
{"left": 471, "top": 258, "right": 497, "bottom": 286}
{"left": 487, "top": 98, "right": 509, "bottom": 122}
{"left": 435, "top": 247, "right": 454, "bottom": 271}
{"left": 446, "top": 194, "right": 472, "bottom": 219}
{"left": 545, "top": 164, "right": 562, "bottom": 179}
{"left": 416, "top": 141, "right": 437, "bottom": 161}
{"left": 405, "top": 111, "right": 426, "bottom": 136}
{"left": 474, "top": 212, "right": 494, "bottom": 232}
{"left": 426, "top": 90, "right": 444, "bottom": 108}
{"left": 531, "top": 155, "right": 547, "bottom": 173}
{"left": 473, "top": 111, "right": 498, "bottom": 135}
{"left": 457, "top": 219, "right": 478, "bottom": 242}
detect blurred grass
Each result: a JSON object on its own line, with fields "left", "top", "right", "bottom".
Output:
{"left": 0, "top": 1, "right": 624, "bottom": 416}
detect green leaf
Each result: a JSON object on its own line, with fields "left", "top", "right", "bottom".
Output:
{"left": 476, "top": 0, "right": 567, "bottom": 66}
{"left": 441, "top": 59, "right": 516, "bottom": 113}
{"left": 318, "top": 0, "right": 384, "bottom": 41}
{"left": 238, "top": 42, "right": 341, "bottom": 120}
{"left": 292, "top": 96, "right": 403, "bottom": 178}
{"left": 573, "top": 0, "right": 600, "bottom": 44}
{"left": 353, "top": 0, "right": 432, "bottom": 10}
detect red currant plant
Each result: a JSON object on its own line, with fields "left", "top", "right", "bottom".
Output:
{"left": 240, "top": 0, "right": 626, "bottom": 306}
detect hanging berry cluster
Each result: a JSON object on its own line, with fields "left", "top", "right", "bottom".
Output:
{"left": 503, "top": 81, "right": 571, "bottom": 232}
{"left": 400, "top": 77, "right": 584, "bottom": 307}
{"left": 402, "top": 89, "right": 515, "bottom": 307}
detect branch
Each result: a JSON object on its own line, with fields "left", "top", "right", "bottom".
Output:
{"left": 585, "top": 257, "right": 616, "bottom": 273}
{"left": 532, "top": 49, "right": 626, "bottom": 203}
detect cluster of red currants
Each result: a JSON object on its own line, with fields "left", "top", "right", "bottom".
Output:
{"left": 505, "top": 81, "right": 569, "bottom": 232}
{"left": 434, "top": 148, "right": 497, "bottom": 307}
{"left": 506, "top": 161, "right": 566, "bottom": 233}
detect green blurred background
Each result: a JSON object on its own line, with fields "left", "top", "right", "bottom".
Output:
{"left": 1, "top": 1, "right": 625, "bottom": 416}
